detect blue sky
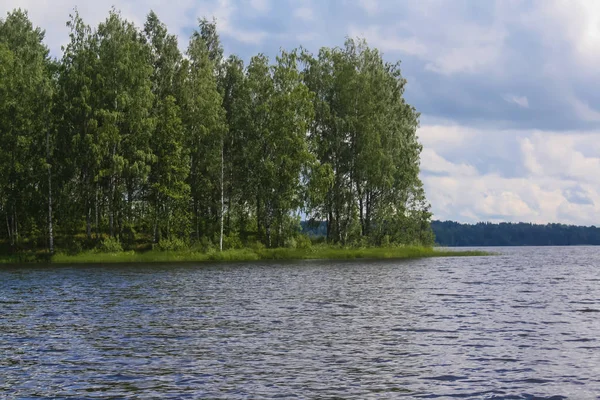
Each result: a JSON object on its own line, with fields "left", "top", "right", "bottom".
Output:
{"left": 4, "top": 0, "right": 600, "bottom": 225}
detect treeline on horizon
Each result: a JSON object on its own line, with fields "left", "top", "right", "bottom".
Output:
{"left": 0, "top": 8, "right": 433, "bottom": 255}
{"left": 431, "top": 220, "right": 600, "bottom": 246}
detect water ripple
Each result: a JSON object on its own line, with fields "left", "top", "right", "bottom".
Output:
{"left": 1, "top": 247, "right": 600, "bottom": 398}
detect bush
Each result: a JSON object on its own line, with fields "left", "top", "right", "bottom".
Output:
{"left": 381, "top": 234, "right": 391, "bottom": 248}
{"left": 121, "top": 224, "right": 136, "bottom": 249}
{"left": 249, "top": 241, "right": 265, "bottom": 251}
{"left": 29, "top": 226, "right": 44, "bottom": 248}
{"left": 350, "top": 236, "right": 369, "bottom": 249}
{"left": 295, "top": 234, "right": 312, "bottom": 250}
{"left": 63, "top": 236, "right": 83, "bottom": 255}
{"left": 223, "top": 232, "right": 243, "bottom": 250}
{"left": 198, "top": 236, "right": 215, "bottom": 252}
{"left": 284, "top": 237, "right": 297, "bottom": 249}
{"left": 154, "top": 237, "right": 188, "bottom": 252}
{"left": 97, "top": 237, "right": 123, "bottom": 253}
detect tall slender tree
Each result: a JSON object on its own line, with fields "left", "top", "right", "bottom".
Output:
{"left": 181, "top": 22, "right": 227, "bottom": 245}
{"left": 245, "top": 51, "right": 314, "bottom": 247}
{"left": 302, "top": 39, "right": 431, "bottom": 245}
{"left": 55, "top": 10, "right": 100, "bottom": 240}
{"left": 220, "top": 55, "right": 251, "bottom": 238}
{"left": 0, "top": 10, "right": 54, "bottom": 250}
{"left": 94, "top": 9, "right": 154, "bottom": 240}
{"left": 144, "top": 11, "right": 190, "bottom": 242}
{"left": 198, "top": 17, "right": 225, "bottom": 250}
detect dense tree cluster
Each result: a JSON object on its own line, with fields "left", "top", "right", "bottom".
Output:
{"left": 432, "top": 221, "right": 600, "bottom": 246}
{"left": 0, "top": 8, "right": 433, "bottom": 254}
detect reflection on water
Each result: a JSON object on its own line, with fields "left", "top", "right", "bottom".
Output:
{"left": 1, "top": 247, "right": 599, "bottom": 398}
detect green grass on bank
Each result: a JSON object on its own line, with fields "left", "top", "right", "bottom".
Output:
{"left": 0, "top": 245, "right": 493, "bottom": 265}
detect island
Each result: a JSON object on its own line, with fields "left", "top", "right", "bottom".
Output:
{"left": 0, "top": 8, "right": 486, "bottom": 263}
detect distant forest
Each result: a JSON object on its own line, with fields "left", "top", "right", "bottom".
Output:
{"left": 303, "top": 220, "right": 600, "bottom": 246}
{"left": 0, "top": 8, "right": 433, "bottom": 255}
{"left": 431, "top": 221, "right": 600, "bottom": 246}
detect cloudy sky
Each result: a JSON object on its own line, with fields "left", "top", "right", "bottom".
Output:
{"left": 3, "top": 0, "right": 600, "bottom": 225}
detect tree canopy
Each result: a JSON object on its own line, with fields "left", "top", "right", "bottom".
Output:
{"left": 0, "top": 8, "right": 433, "bottom": 254}
{"left": 431, "top": 220, "right": 600, "bottom": 247}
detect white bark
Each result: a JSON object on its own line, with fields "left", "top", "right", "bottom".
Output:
{"left": 219, "top": 139, "right": 224, "bottom": 251}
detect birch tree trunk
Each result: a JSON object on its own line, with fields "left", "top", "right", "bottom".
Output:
{"left": 47, "top": 157, "right": 54, "bottom": 254}
{"left": 219, "top": 139, "right": 224, "bottom": 251}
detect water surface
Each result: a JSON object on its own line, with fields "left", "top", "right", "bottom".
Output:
{"left": 2, "top": 247, "right": 600, "bottom": 398}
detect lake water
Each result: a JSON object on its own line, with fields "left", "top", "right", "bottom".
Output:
{"left": 1, "top": 247, "right": 600, "bottom": 399}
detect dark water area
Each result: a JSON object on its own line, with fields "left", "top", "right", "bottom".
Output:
{"left": 2, "top": 247, "right": 600, "bottom": 399}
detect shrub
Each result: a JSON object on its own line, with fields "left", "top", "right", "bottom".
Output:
{"left": 295, "top": 234, "right": 312, "bottom": 250}
{"left": 97, "top": 237, "right": 123, "bottom": 253}
{"left": 63, "top": 236, "right": 83, "bottom": 255}
{"left": 121, "top": 224, "right": 136, "bottom": 249}
{"left": 154, "top": 237, "right": 188, "bottom": 252}
{"left": 249, "top": 241, "right": 265, "bottom": 251}
{"left": 223, "top": 232, "right": 243, "bottom": 250}
{"left": 29, "top": 226, "right": 44, "bottom": 248}
{"left": 350, "top": 236, "right": 369, "bottom": 249}
{"left": 381, "top": 234, "right": 391, "bottom": 248}
{"left": 198, "top": 236, "right": 215, "bottom": 252}
{"left": 284, "top": 237, "right": 297, "bottom": 249}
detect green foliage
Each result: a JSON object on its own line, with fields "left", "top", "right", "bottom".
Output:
{"left": 302, "top": 39, "right": 429, "bottom": 246}
{"left": 154, "top": 237, "right": 188, "bottom": 252}
{"left": 432, "top": 220, "right": 600, "bottom": 246}
{"left": 62, "top": 236, "right": 84, "bottom": 255}
{"left": 249, "top": 241, "right": 266, "bottom": 251}
{"left": 0, "top": 7, "right": 435, "bottom": 256}
{"left": 120, "top": 224, "right": 136, "bottom": 249}
{"left": 295, "top": 234, "right": 312, "bottom": 250}
{"left": 0, "top": 9, "right": 53, "bottom": 248}
{"left": 196, "top": 236, "right": 216, "bottom": 253}
{"left": 222, "top": 232, "right": 243, "bottom": 250}
{"left": 144, "top": 13, "right": 191, "bottom": 242}
{"left": 284, "top": 237, "right": 297, "bottom": 249}
{"left": 179, "top": 21, "right": 227, "bottom": 243}
{"left": 49, "top": 245, "right": 491, "bottom": 264}
{"left": 97, "top": 237, "right": 123, "bottom": 253}
{"left": 381, "top": 235, "right": 391, "bottom": 248}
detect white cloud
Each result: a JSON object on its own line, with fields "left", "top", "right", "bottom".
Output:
{"left": 349, "top": 25, "right": 427, "bottom": 56}
{"left": 294, "top": 6, "right": 314, "bottom": 21}
{"left": 570, "top": 96, "right": 600, "bottom": 122}
{"left": 503, "top": 94, "right": 529, "bottom": 108}
{"left": 521, "top": 0, "right": 600, "bottom": 69}
{"left": 518, "top": 132, "right": 600, "bottom": 184}
{"left": 424, "top": 173, "right": 587, "bottom": 224}
{"left": 421, "top": 123, "right": 600, "bottom": 225}
{"left": 249, "top": 0, "right": 269, "bottom": 13}
{"left": 424, "top": 41, "right": 503, "bottom": 76}
{"left": 357, "top": 0, "right": 378, "bottom": 15}
{"left": 205, "top": 0, "right": 267, "bottom": 45}
{"left": 519, "top": 137, "right": 542, "bottom": 176}
{"left": 350, "top": 0, "right": 600, "bottom": 77}
{"left": 420, "top": 148, "right": 478, "bottom": 177}
{"left": 351, "top": 8, "right": 507, "bottom": 75}
{"left": 417, "top": 122, "right": 475, "bottom": 150}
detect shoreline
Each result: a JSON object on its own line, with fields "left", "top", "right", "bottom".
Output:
{"left": 0, "top": 246, "right": 493, "bottom": 265}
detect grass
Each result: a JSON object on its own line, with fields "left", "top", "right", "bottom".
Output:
{"left": 42, "top": 245, "right": 492, "bottom": 265}
{"left": 0, "top": 253, "right": 46, "bottom": 264}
